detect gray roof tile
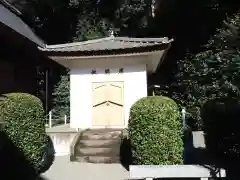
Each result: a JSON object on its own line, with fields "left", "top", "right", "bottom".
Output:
{"left": 39, "top": 36, "right": 173, "bottom": 53}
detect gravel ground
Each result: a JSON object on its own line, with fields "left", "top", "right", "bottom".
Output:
{"left": 41, "top": 156, "right": 129, "bottom": 180}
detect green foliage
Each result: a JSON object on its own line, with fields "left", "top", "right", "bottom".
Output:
{"left": 71, "top": 0, "right": 155, "bottom": 40}
{"left": 71, "top": 0, "right": 153, "bottom": 39}
{"left": 8, "top": 0, "right": 240, "bottom": 44}
{"left": 52, "top": 71, "right": 70, "bottom": 119}
{"left": 128, "top": 96, "right": 184, "bottom": 165}
{"left": 161, "top": 12, "right": 240, "bottom": 130}
{"left": 9, "top": 0, "right": 155, "bottom": 42}
{"left": 112, "top": 0, "right": 153, "bottom": 35}
{"left": 0, "top": 93, "right": 48, "bottom": 173}
{"left": 73, "top": 17, "right": 110, "bottom": 41}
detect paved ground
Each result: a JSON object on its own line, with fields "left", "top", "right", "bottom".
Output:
{"left": 41, "top": 156, "right": 129, "bottom": 180}
{"left": 42, "top": 129, "right": 206, "bottom": 180}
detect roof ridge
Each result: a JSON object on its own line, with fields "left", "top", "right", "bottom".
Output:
{"left": 114, "top": 37, "right": 170, "bottom": 42}
{"left": 46, "top": 36, "right": 113, "bottom": 49}
{"left": 39, "top": 36, "right": 174, "bottom": 52}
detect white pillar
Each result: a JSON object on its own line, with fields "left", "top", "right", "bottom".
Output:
{"left": 64, "top": 115, "right": 67, "bottom": 124}
{"left": 182, "top": 108, "right": 186, "bottom": 129}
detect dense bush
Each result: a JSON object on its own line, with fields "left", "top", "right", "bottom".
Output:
{"left": 0, "top": 93, "right": 48, "bottom": 173}
{"left": 202, "top": 98, "right": 240, "bottom": 163}
{"left": 128, "top": 96, "right": 184, "bottom": 165}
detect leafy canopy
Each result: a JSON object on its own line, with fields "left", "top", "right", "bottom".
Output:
{"left": 162, "top": 12, "right": 240, "bottom": 129}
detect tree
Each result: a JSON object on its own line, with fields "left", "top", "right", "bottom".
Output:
{"left": 73, "top": 14, "right": 111, "bottom": 41}
{"left": 163, "top": 12, "right": 240, "bottom": 130}
{"left": 52, "top": 71, "right": 70, "bottom": 120}
{"left": 112, "top": 0, "right": 153, "bottom": 36}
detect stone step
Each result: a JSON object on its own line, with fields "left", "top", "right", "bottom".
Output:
{"left": 82, "top": 129, "right": 122, "bottom": 136}
{"left": 83, "top": 128, "right": 122, "bottom": 133}
{"left": 81, "top": 129, "right": 122, "bottom": 140}
{"left": 75, "top": 156, "right": 120, "bottom": 163}
{"left": 76, "top": 147, "right": 120, "bottom": 156}
{"left": 72, "top": 129, "right": 123, "bottom": 164}
{"left": 81, "top": 132, "right": 122, "bottom": 140}
{"left": 79, "top": 139, "right": 121, "bottom": 148}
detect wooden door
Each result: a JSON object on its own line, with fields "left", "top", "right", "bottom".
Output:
{"left": 92, "top": 81, "right": 124, "bottom": 126}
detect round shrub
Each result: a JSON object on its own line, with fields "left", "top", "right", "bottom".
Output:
{"left": 129, "top": 96, "right": 184, "bottom": 165}
{"left": 0, "top": 93, "right": 48, "bottom": 173}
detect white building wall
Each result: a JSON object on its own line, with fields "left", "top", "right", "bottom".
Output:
{"left": 123, "top": 64, "right": 147, "bottom": 126}
{"left": 70, "top": 64, "right": 147, "bottom": 129}
{"left": 70, "top": 68, "right": 92, "bottom": 129}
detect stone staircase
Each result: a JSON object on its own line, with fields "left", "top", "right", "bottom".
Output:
{"left": 74, "top": 129, "right": 123, "bottom": 163}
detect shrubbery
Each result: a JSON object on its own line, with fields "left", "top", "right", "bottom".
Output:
{"left": 0, "top": 93, "right": 48, "bottom": 173}
{"left": 128, "top": 96, "right": 184, "bottom": 165}
{"left": 202, "top": 98, "right": 240, "bottom": 163}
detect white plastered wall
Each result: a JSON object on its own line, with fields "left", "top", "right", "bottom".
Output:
{"left": 70, "top": 64, "right": 147, "bottom": 129}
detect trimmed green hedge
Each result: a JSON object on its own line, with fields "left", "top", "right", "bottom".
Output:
{"left": 0, "top": 93, "right": 48, "bottom": 173}
{"left": 129, "top": 96, "right": 184, "bottom": 165}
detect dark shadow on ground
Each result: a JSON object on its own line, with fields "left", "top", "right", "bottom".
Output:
{"left": 183, "top": 130, "right": 227, "bottom": 179}
{"left": 120, "top": 137, "right": 132, "bottom": 171}
{"left": 0, "top": 131, "right": 55, "bottom": 180}
{"left": 39, "top": 135, "right": 55, "bottom": 174}
{"left": 200, "top": 98, "right": 240, "bottom": 180}
{"left": 184, "top": 130, "right": 240, "bottom": 180}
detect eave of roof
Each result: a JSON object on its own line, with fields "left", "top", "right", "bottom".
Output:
{"left": 0, "top": 1, "right": 46, "bottom": 47}
{"left": 39, "top": 36, "right": 173, "bottom": 56}
{"left": 0, "top": 0, "right": 22, "bottom": 15}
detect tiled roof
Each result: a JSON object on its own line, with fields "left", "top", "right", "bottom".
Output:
{"left": 39, "top": 36, "right": 173, "bottom": 53}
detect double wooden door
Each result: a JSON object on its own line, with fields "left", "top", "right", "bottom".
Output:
{"left": 92, "top": 81, "right": 124, "bottom": 126}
